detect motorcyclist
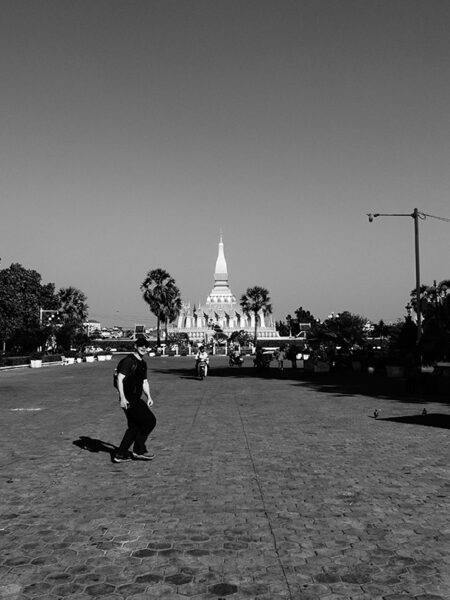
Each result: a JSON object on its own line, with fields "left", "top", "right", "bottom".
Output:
{"left": 229, "top": 345, "right": 243, "bottom": 366}
{"left": 195, "top": 345, "right": 209, "bottom": 376}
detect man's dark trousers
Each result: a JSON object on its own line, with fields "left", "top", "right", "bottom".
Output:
{"left": 118, "top": 397, "right": 156, "bottom": 456}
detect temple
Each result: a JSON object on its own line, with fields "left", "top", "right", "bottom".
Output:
{"left": 171, "top": 235, "right": 279, "bottom": 342}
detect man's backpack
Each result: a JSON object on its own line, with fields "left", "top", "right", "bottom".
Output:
{"left": 113, "top": 355, "right": 138, "bottom": 389}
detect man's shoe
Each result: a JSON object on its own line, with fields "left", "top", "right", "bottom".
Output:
{"left": 131, "top": 451, "right": 155, "bottom": 461}
{"left": 112, "top": 453, "right": 131, "bottom": 463}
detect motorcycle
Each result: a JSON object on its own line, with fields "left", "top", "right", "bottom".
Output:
{"left": 198, "top": 359, "right": 208, "bottom": 380}
{"left": 229, "top": 353, "right": 244, "bottom": 367}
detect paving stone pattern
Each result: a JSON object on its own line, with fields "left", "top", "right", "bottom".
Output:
{"left": 0, "top": 357, "right": 449, "bottom": 600}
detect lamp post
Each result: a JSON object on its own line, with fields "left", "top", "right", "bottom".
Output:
{"left": 39, "top": 308, "right": 58, "bottom": 326}
{"left": 367, "top": 208, "right": 450, "bottom": 348}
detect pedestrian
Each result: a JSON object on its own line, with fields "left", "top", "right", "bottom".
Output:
{"left": 277, "top": 347, "right": 285, "bottom": 371}
{"left": 113, "top": 337, "right": 156, "bottom": 463}
{"left": 287, "top": 344, "right": 297, "bottom": 369}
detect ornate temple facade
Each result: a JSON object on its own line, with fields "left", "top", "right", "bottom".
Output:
{"left": 170, "top": 236, "right": 279, "bottom": 342}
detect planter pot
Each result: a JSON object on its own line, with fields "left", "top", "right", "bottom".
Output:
{"left": 30, "top": 359, "right": 42, "bottom": 368}
{"left": 76, "top": 358, "right": 82, "bottom": 363}
{"left": 85, "top": 356, "right": 95, "bottom": 363}
{"left": 386, "top": 365, "right": 403, "bottom": 378}
{"left": 97, "top": 355, "right": 106, "bottom": 362}
{"left": 105, "top": 354, "right": 112, "bottom": 360}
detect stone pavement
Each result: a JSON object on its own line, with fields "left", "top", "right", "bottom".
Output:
{"left": 0, "top": 356, "right": 449, "bottom": 600}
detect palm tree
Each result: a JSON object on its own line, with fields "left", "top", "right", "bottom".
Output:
{"left": 56, "top": 286, "right": 89, "bottom": 351}
{"left": 240, "top": 286, "right": 272, "bottom": 344}
{"left": 161, "top": 283, "right": 182, "bottom": 340}
{"left": 141, "top": 268, "right": 179, "bottom": 345}
{"left": 57, "top": 286, "right": 88, "bottom": 327}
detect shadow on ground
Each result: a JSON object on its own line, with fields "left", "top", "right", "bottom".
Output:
{"left": 149, "top": 362, "right": 450, "bottom": 409}
{"left": 290, "top": 372, "right": 450, "bottom": 408}
{"left": 151, "top": 365, "right": 291, "bottom": 380}
{"left": 378, "top": 413, "right": 450, "bottom": 429}
{"left": 73, "top": 436, "right": 117, "bottom": 454}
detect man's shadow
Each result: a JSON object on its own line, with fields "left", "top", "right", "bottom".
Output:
{"left": 73, "top": 436, "right": 118, "bottom": 460}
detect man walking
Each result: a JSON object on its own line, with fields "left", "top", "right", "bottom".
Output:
{"left": 113, "top": 337, "right": 156, "bottom": 463}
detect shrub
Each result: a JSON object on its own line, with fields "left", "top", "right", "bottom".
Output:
{"left": 42, "top": 354, "right": 62, "bottom": 363}
{"left": 0, "top": 356, "right": 30, "bottom": 367}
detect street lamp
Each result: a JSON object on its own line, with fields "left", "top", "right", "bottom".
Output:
{"left": 367, "top": 208, "right": 450, "bottom": 347}
{"left": 39, "top": 308, "right": 59, "bottom": 326}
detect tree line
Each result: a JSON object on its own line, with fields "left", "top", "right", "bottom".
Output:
{"left": 0, "top": 263, "right": 88, "bottom": 354}
{"left": 3, "top": 259, "right": 449, "bottom": 363}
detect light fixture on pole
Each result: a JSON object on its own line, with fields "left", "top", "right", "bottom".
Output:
{"left": 367, "top": 209, "right": 450, "bottom": 347}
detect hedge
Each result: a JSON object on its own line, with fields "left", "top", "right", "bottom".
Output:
{"left": 0, "top": 354, "right": 63, "bottom": 367}
{"left": 0, "top": 355, "right": 29, "bottom": 367}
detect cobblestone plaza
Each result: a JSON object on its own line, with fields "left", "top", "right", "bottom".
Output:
{"left": 1, "top": 357, "right": 449, "bottom": 599}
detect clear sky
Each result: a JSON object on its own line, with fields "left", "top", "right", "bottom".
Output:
{"left": 1, "top": 0, "right": 450, "bottom": 328}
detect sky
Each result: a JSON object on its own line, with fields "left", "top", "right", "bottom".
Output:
{"left": 1, "top": 0, "right": 450, "bottom": 328}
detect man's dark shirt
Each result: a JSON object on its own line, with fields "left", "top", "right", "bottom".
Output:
{"left": 119, "top": 354, "right": 147, "bottom": 400}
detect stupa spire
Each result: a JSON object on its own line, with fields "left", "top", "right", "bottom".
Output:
{"left": 214, "top": 232, "right": 228, "bottom": 282}
{"left": 206, "top": 232, "right": 236, "bottom": 306}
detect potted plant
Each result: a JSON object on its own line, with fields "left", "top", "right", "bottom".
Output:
{"left": 64, "top": 350, "right": 77, "bottom": 365}
{"left": 30, "top": 351, "right": 44, "bottom": 368}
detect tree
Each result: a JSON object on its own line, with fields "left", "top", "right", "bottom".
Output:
{"left": 212, "top": 331, "right": 228, "bottom": 344}
{"left": 141, "top": 268, "right": 179, "bottom": 345}
{"left": 166, "top": 331, "right": 190, "bottom": 351}
{"left": 372, "top": 319, "right": 390, "bottom": 339}
{"left": 275, "top": 320, "right": 290, "bottom": 336}
{"left": 410, "top": 279, "right": 450, "bottom": 363}
{"left": 276, "top": 306, "right": 317, "bottom": 337}
{"left": 240, "top": 286, "right": 272, "bottom": 343}
{"left": 55, "top": 287, "right": 89, "bottom": 351}
{"left": 294, "top": 306, "right": 316, "bottom": 325}
{"left": 160, "top": 283, "right": 182, "bottom": 341}
{"left": 0, "top": 263, "right": 58, "bottom": 353}
{"left": 318, "top": 311, "right": 368, "bottom": 348}
{"left": 57, "top": 287, "right": 88, "bottom": 325}
{"left": 229, "top": 329, "right": 253, "bottom": 347}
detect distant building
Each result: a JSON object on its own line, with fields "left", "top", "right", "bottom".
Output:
{"left": 170, "top": 235, "right": 279, "bottom": 342}
{"left": 84, "top": 319, "right": 101, "bottom": 335}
